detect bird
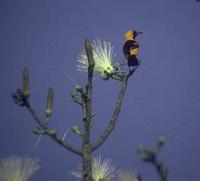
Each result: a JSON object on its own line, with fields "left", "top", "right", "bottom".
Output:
{"left": 123, "top": 30, "right": 143, "bottom": 74}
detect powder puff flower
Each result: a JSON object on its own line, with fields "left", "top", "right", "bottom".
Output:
{"left": 0, "top": 156, "right": 40, "bottom": 181}
{"left": 71, "top": 155, "right": 116, "bottom": 181}
{"left": 77, "top": 40, "right": 116, "bottom": 80}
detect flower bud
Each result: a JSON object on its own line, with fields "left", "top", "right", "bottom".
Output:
{"left": 45, "top": 88, "right": 54, "bottom": 119}
{"left": 85, "top": 39, "right": 95, "bottom": 68}
{"left": 22, "top": 67, "right": 30, "bottom": 98}
{"left": 75, "top": 85, "right": 82, "bottom": 92}
{"left": 70, "top": 91, "right": 76, "bottom": 98}
{"left": 47, "top": 129, "right": 57, "bottom": 137}
{"left": 136, "top": 145, "right": 145, "bottom": 154}
{"left": 157, "top": 136, "right": 166, "bottom": 147}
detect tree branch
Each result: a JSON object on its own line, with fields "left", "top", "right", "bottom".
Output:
{"left": 12, "top": 88, "right": 82, "bottom": 155}
{"left": 26, "top": 103, "right": 83, "bottom": 155}
{"left": 91, "top": 74, "right": 129, "bottom": 151}
{"left": 136, "top": 138, "right": 169, "bottom": 181}
{"left": 81, "top": 39, "right": 95, "bottom": 180}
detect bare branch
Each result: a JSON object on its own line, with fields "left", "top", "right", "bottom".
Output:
{"left": 81, "top": 39, "right": 95, "bottom": 180}
{"left": 11, "top": 87, "right": 83, "bottom": 155}
{"left": 91, "top": 75, "right": 128, "bottom": 151}
{"left": 25, "top": 103, "right": 82, "bottom": 155}
{"left": 136, "top": 138, "right": 169, "bottom": 181}
{"left": 90, "top": 69, "right": 138, "bottom": 151}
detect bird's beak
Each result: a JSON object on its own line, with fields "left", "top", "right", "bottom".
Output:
{"left": 136, "top": 31, "right": 143, "bottom": 36}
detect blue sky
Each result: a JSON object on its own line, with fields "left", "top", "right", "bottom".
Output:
{"left": 1, "top": 0, "right": 200, "bottom": 180}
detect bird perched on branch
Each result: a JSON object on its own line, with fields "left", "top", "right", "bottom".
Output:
{"left": 123, "top": 30, "right": 143, "bottom": 74}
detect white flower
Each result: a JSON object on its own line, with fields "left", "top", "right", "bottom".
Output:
{"left": 77, "top": 40, "right": 115, "bottom": 76}
{"left": 116, "top": 170, "right": 139, "bottom": 181}
{"left": 0, "top": 156, "right": 40, "bottom": 181}
{"left": 70, "top": 155, "right": 116, "bottom": 181}
{"left": 92, "top": 155, "right": 116, "bottom": 181}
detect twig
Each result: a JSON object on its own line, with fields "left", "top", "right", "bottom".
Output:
{"left": 12, "top": 88, "right": 82, "bottom": 155}
{"left": 26, "top": 103, "right": 82, "bottom": 155}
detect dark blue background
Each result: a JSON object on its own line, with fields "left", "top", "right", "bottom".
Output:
{"left": 1, "top": 0, "right": 200, "bottom": 180}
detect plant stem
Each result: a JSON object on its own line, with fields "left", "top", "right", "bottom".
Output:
{"left": 81, "top": 39, "right": 95, "bottom": 181}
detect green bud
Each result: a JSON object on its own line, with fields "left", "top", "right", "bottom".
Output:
{"left": 33, "top": 128, "right": 41, "bottom": 135}
{"left": 22, "top": 67, "right": 30, "bottom": 98}
{"left": 70, "top": 91, "right": 76, "bottom": 98}
{"left": 72, "top": 126, "right": 81, "bottom": 135}
{"left": 47, "top": 129, "right": 57, "bottom": 137}
{"left": 75, "top": 85, "right": 82, "bottom": 92}
{"left": 136, "top": 145, "right": 145, "bottom": 154}
{"left": 157, "top": 136, "right": 166, "bottom": 146}
{"left": 45, "top": 88, "right": 54, "bottom": 118}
